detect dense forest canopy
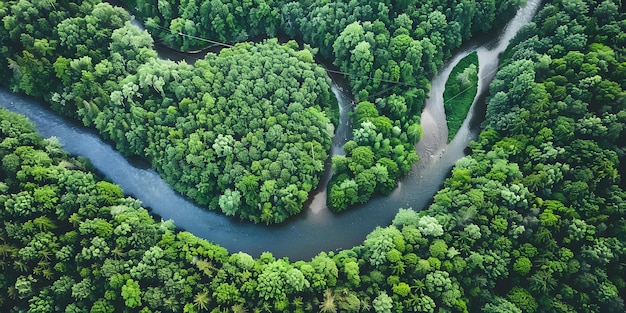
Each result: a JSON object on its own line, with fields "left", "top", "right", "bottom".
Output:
{"left": 0, "top": 0, "right": 524, "bottom": 220}
{"left": 125, "top": 0, "right": 523, "bottom": 212}
{"left": 0, "top": 0, "right": 338, "bottom": 224}
{"left": 2, "top": 0, "right": 626, "bottom": 312}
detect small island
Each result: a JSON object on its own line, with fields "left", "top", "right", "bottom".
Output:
{"left": 444, "top": 51, "right": 479, "bottom": 142}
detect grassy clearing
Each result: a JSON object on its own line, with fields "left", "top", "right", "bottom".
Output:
{"left": 443, "top": 51, "right": 479, "bottom": 142}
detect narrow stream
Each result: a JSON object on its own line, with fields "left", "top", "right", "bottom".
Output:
{"left": 0, "top": 0, "right": 540, "bottom": 260}
{"left": 304, "top": 84, "right": 353, "bottom": 215}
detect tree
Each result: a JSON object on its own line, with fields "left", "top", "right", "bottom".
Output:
{"left": 90, "top": 298, "right": 115, "bottom": 313}
{"left": 319, "top": 289, "right": 337, "bottom": 313}
{"left": 109, "top": 23, "right": 154, "bottom": 60}
{"left": 333, "top": 22, "right": 365, "bottom": 66}
{"left": 121, "top": 279, "right": 142, "bottom": 309}
{"left": 328, "top": 179, "right": 359, "bottom": 212}
{"left": 364, "top": 226, "right": 401, "bottom": 266}
{"left": 71, "top": 278, "right": 94, "bottom": 301}
{"left": 513, "top": 257, "right": 532, "bottom": 276}
{"left": 193, "top": 291, "right": 211, "bottom": 311}
{"left": 482, "top": 297, "right": 522, "bottom": 313}
{"left": 416, "top": 215, "right": 444, "bottom": 237}
{"left": 213, "top": 283, "right": 240, "bottom": 305}
{"left": 218, "top": 189, "right": 241, "bottom": 216}
{"left": 350, "top": 41, "right": 374, "bottom": 91}
{"left": 372, "top": 292, "right": 393, "bottom": 313}
{"left": 350, "top": 146, "right": 375, "bottom": 170}
{"left": 285, "top": 268, "right": 309, "bottom": 293}
{"left": 429, "top": 239, "right": 448, "bottom": 259}
{"left": 392, "top": 282, "right": 410, "bottom": 297}
{"left": 353, "top": 101, "right": 379, "bottom": 124}
{"left": 529, "top": 271, "right": 557, "bottom": 294}
{"left": 14, "top": 275, "right": 35, "bottom": 299}
{"left": 256, "top": 260, "right": 288, "bottom": 302}
{"left": 27, "top": 289, "right": 55, "bottom": 313}
{"left": 32, "top": 216, "right": 56, "bottom": 231}
{"left": 95, "top": 181, "right": 123, "bottom": 206}
{"left": 506, "top": 287, "right": 538, "bottom": 313}
{"left": 355, "top": 169, "right": 377, "bottom": 203}
{"left": 307, "top": 253, "right": 339, "bottom": 291}
{"left": 407, "top": 294, "right": 436, "bottom": 312}
{"left": 343, "top": 261, "right": 361, "bottom": 287}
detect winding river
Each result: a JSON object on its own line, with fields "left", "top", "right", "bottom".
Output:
{"left": 0, "top": 0, "right": 540, "bottom": 260}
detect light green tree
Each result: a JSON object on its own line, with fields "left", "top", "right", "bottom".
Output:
{"left": 121, "top": 279, "right": 142, "bottom": 309}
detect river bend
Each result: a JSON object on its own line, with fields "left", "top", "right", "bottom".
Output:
{"left": 0, "top": 0, "right": 540, "bottom": 260}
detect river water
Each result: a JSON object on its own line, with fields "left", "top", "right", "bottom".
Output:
{"left": 0, "top": 0, "right": 540, "bottom": 260}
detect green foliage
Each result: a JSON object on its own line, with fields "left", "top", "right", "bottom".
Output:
{"left": 0, "top": 0, "right": 336, "bottom": 224}
{"left": 443, "top": 52, "right": 479, "bottom": 142}
{"left": 372, "top": 291, "right": 393, "bottom": 313}
{"left": 507, "top": 287, "right": 538, "bottom": 313}
{"left": 122, "top": 0, "right": 519, "bottom": 214}
{"left": 121, "top": 279, "right": 142, "bottom": 308}
{"left": 482, "top": 297, "right": 522, "bottom": 313}
{"left": 512, "top": 257, "right": 532, "bottom": 276}
{"left": 1, "top": 0, "right": 524, "bottom": 219}
{"left": 2, "top": 0, "right": 626, "bottom": 312}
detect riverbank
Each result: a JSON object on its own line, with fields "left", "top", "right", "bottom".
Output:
{"left": 0, "top": 0, "right": 541, "bottom": 259}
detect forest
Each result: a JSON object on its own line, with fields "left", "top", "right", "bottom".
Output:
{"left": 0, "top": 0, "right": 339, "bottom": 224}
{"left": 0, "top": 0, "right": 522, "bottom": 219}
{"left": 123, "top": 0, "right": 522, "bottom": 212}
{"left": 1, "top": 0, "right": 626, "bottom": 312}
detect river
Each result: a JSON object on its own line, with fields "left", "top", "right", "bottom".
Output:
{"left": 0, "top": 0, "right": 540, "bottom": 260}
